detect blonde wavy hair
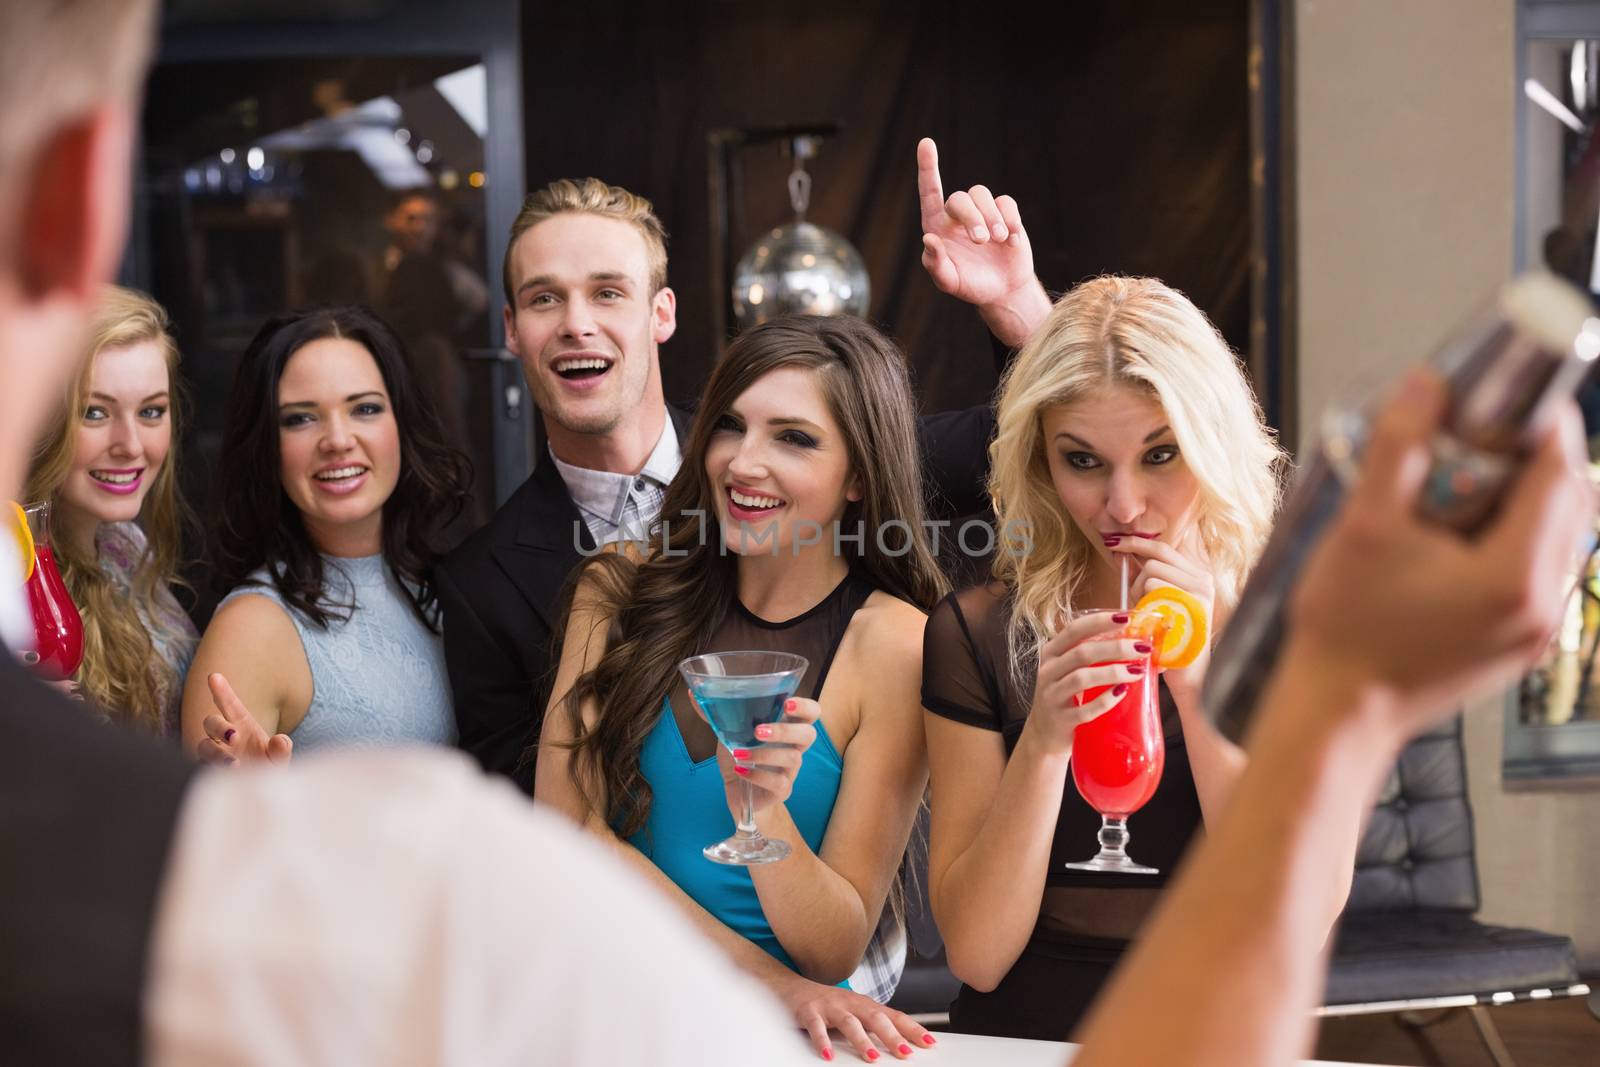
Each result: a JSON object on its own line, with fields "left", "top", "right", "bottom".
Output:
{"left": 25, "top": 285, "right": 190, "bottom": 731}
{"left": 988, "top": 275, "right": 1286, "bottom": 675}
{"left": 502, "top": 176, "right": 669, "bottom": 303}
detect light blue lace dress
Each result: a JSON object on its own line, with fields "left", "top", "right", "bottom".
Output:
{"left": 216, "top": 554, "right": 456, "bottom": 752}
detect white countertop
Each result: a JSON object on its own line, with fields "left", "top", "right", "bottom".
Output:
{"left": 771, "top": 1030, "right": 1394, "bottom": 1066}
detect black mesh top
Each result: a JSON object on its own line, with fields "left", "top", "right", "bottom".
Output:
{"left": 922, "top": 581, "right": 1204, "bottom": 953}
{"left": 668, "top": 571, "right": 878, "bottom": 762}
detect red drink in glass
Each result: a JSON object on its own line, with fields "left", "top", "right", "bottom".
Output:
{"left": 1071, "top": 666, "right": 1164, "bottom": 817}
{"left": 17, "top": 503, "right": 84, "bottom": 681}
{"left": 1064, "top": 609, "right": 1166, "bottom": 875}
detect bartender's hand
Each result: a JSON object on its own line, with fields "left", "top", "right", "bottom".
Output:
{"left": 195, "top": 671, "right": 293, "bottom": 766}
{"left": 1290, "top": 370, "right": 1595, "bottom": 741}
{"left": 776, "top": 971, "right": 937, "bottom": 1062}
{"left": 917, "top": 137, "right": 1050, "bottom": 347}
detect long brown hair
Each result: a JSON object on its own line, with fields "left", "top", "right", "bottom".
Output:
{"left": 25, "top": 285, "right": 191, "bottom": 731}
{"left": 556, "top": 315, "right": 948, "bottom": 837}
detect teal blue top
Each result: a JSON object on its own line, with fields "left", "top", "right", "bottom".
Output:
{"left": 626, "top": 696, "right": 845, "bottom": 971}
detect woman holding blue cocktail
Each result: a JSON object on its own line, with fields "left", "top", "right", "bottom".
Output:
{"left": 921, "top": 275, "right": 1289, "bottom": 1039}
{"left": 537, "top": 315, "right": 946, "bottom": 1059}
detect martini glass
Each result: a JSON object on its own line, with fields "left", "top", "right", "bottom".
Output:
{"left": 678, "top": 650, "right": 808, "bottom": 865}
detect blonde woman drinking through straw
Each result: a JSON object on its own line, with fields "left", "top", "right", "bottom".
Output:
{"left": 921, "top": 276, "right": 1290, "bottom": 1038}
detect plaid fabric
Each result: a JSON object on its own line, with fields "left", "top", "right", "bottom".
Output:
{"left": 549, "top": 418, "right": 680, "bottom": 547}
{"left": 848, "top": 907, "right": 907, "bottom": 1003}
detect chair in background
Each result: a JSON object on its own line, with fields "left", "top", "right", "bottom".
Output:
{"left": 1320, "top": 717, "right": 1592, "bottom": 1067}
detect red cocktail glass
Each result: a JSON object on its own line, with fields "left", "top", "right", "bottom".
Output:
{"left": 1064, "top": 608, "right": 1166, "bottom": 875}
{"left": 17, "top": 502, "right": 84, "bottom": 681}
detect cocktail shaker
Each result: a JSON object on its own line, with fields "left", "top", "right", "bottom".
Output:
{"left": 1204, "top": 272, "right": 1600, "bottom": 742}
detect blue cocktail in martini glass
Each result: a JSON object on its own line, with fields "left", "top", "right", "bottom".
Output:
{"left": 678, "top": 650, "right": 809, "bottom": 865}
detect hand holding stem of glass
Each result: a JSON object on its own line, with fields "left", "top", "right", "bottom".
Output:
{"left": 678, "top": 650, "right": 809, "bottom": 866}
{"left": 1064, "top": 607, "right": 1167, "bottom": 875}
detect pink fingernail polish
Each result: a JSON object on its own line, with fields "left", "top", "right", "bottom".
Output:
{"left": 734, "top": 765, "right": 751, "bottom": 777}
{"left": 732, "top": 748, "right": 752, "bottom": 760}
{"left": 821, "top": 1049, "right": 833, "bottom": 1062}
{"left": 866, "top": 1051, "right": 880, "bottom": 1063}
{"left": 784, "top": 699, "right": 797, "bottom": 712}
{"left": 899, "top": 1043, "right": 913, "bottom": 1055}
{"left": 921, "top": 1035, "right": 937, "bottom": 1046}
{"left": 755, "top": 724, "right": 773, "bottom": 740}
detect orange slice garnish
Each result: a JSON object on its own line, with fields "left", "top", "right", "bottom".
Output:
{"left": 8, "top": 501, "right": 35, "bottom": 582}
{"left": 1133, "top": 586, "right": 1208, "bottom": 669}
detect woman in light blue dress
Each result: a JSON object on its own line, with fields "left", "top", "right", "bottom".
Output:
{"left": 181, "top": 306, "right": 471, "bottom": 760}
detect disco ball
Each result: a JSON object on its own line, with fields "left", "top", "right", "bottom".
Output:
{"left": 731, "top": 221, "right": 870, "bottom": 330}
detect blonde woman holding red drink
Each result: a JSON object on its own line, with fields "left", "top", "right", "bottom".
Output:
{"left": 920, "top": 275, "right": 1287, "bottom": 1038}
{"left": 23, "top": 286, "right": 196, "bottom": 732}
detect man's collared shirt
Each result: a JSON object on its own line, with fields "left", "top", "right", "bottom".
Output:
{"left": 549, "top": 413, "right": 681, "bottom": 547}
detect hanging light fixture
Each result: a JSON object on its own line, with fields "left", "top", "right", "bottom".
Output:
{"left": 731, "top": 135, "right": 870, "bottom": 330}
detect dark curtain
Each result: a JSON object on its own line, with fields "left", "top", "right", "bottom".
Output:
{"left": 520, "top": 0, "right": 1250, "bottom": 416}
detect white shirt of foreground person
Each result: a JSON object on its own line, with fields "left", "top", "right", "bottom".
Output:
{"left": 143, "top": 750, "right": 817, "bottom": 1067}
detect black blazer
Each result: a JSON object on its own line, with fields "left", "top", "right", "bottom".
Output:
{"left": 0, "top": 653, "right": 194, "bottom": 1064}
{"left": 437, "top": 401, "right": 997, "bottom": 793}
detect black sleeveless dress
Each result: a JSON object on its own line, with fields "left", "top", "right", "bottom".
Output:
{"left": 921, "top": 582, "right": 1205, "bottom": 1040}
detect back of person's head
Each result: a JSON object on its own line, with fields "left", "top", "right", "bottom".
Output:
{"left": 25, "top": 286, "right": 190, "bottom": 729}
{"left": 210, "top": 305, "right": 470, "bottom": 631}
{"left": 558, "top": 314, "right": 947, "bottom": 839}
{"left": 0, "top": 0, "right": 160, "bottom": 500}
{"left": 989, "top": 276, "right": 1285, "bottom": 654}
{"left": 0, "top": 0, "right": 156, "bottom": 213}
{"left": 502, "top": 177, "right": 669, "bottom": 304}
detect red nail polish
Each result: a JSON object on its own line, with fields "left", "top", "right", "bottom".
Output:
{"left": 734, "top": 765, "right": 751, "bottom": 777}
{"left": 821, "top": 1050, "right": 833, "bottom": 1062}
{"left": 784, "top": 699, "right": 796, "bottom": 711}
{"left": 1134, "top": 642, "right": 1153, "bottom": 654}
{"left": 754, "top": 724, "right": 773, "bottom": 740}
{"left": 223, "top": 728, "right": 236, "bottom": 742}
{"left": 1112, "top": 684, "right": 1128, "bottom": 697}
{"left": 1111, "top": 612, "right": 1129, "bottom": 624}
{"left": 1126, "top": 663, "right": 1146, "bottom": 675}
{"left": 921, "top": 1035, "right": 937, "bottom": 1046}
{"left": 898, "top": 1043, "right": 913, "bottom": 1055}
{"left": 865, "top": 1051, "right": 880, "bottom": 1063}
{"left": 732, "top": 748, "right": 752, "bottom": 759}
{"left": 1104, "top": 536, "right": 1122, "bottom": 546}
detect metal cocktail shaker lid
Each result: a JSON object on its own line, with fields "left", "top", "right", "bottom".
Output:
{"left": 1204, "top": 271, "right": 1597, "bottom": 743}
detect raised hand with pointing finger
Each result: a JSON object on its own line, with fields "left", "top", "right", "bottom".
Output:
{"left": 916, "top": 136, "right": 1052, "bottom": 346}
{"left": 195, "top": 672, "right": 293, "bottom": 766}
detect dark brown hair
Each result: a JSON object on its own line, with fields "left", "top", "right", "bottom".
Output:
{"left": 209, "top": 305, "right": 471, "bottom": 630}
